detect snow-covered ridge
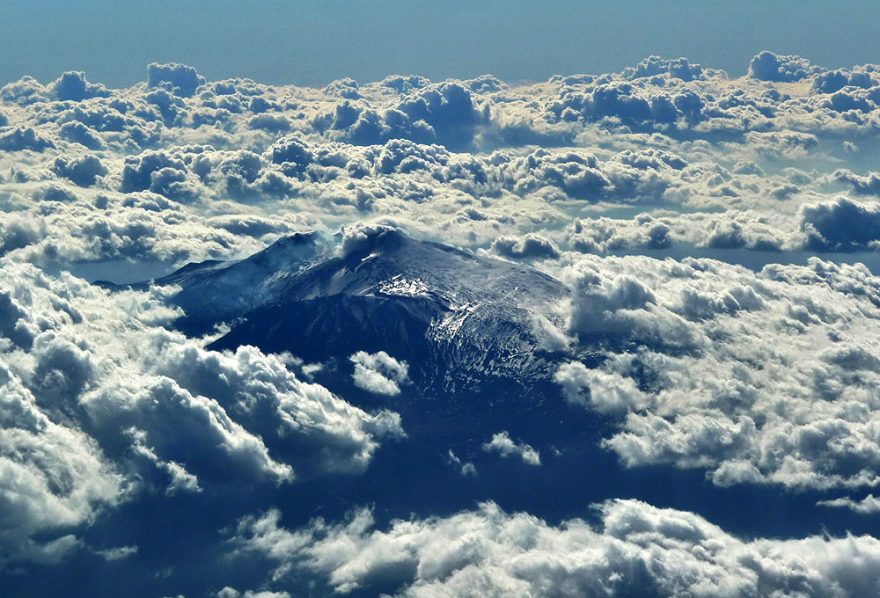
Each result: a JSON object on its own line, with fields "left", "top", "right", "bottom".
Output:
{"left": 141, "top": 226, "right": 570, "bottom": 393}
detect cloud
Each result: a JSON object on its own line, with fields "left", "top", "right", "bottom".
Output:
{"left": 0, "top": 261, "right": 402, "bottom": 561}
{"left": 350, "top": 351, "right": 410, "bottom": 396}
{"left": 2, "top": 53, "right": 880, "bottom": 592}
{"left": 396, "top": 81, "right": 483, "bottom": 150}
{"left": 339, "top": 223, "right": 401, "bottom": 258}
{"left": 445, "top": 450, "right": 477, "bottom": 477}
{"left": 147, "top": 63, "right": 204, "bottom": 97}
{"left": 818, "top": 494, "right": 880, "bottom": 515}
{"left": 813, "top": 69, "right": 878, "bottom": 94}
{"left": 550, "top": 253, "right": 880, "bottom": 490}
{"left": 482, "top": 431, "right": 541, "bottom": 466}
{"left": 52, "top": 71, "right": 110, "bottom": 102}
{"left": 621, "top": 56, "right": 707, "bottom": 82}
{"left": 231, "top": 499, "right": 880, "bottom": 597}
{"left": 554, "top": 360, "right": 650, "bottom": 414}
{"left": 492, "top": 233, "right": 560, "bottom": 260}
{"left": 94, "top": 545, "right": 138, "bottom": 561}
{"left": 217, "top": 588, "right": 291, "bottom": 598}
{"left": 51, "top": 154, "right": 107, "bottom": 187}
{"left": 119, "top": 149, "right": 203, "bottom": 201}
{"left": 565, "top": 265, "right": 698, "bottom": 349}
{"left": 324, "top": 78, "right": 361, "bottom": 100}
{"left": 748, "top": 51, "right": 820, "bottom": 82}
{"left": 0, "top": 59, "right": 873, "bottom": 276}
{"left": 0, "top": 360, "right": 121, "bottom": 565}
{"left": 0, "top": 216, "right": 46, "bottom": 257}
{"left": 57, "top": 121, "right": 104, "bottom": 149}
{"left": 0, "top": 127, "right": 54, "bottom": 152}
{"left": 800, "top": 196, "right": 880, "bottom": 251}
{"left": 834, "top": 169, "right": 880, "bottom": 197}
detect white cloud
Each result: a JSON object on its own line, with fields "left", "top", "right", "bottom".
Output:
{"left": 482, "top": 431, "right": 541, "bottom": 466}
{"left": 0, "top": 361, "right": 121, "bottom": 564}
{"left": 801, "top": 196, "right": 880, "bottom": 251}
{"left": 0, "top": 54, "right": 878, "bottom": 275}
{"left": 231, "top": 499, "right": 880, "bottom": 597}
{"left": 554, "top": 360, "right": 650, "bottom": 414}
{"left": 446, "top": 450, "right": 477, "bottom": 477}
{"left": 95, "top": 544, "right": 138, "bottom": 562}
{"left": 492, "top": 233, "right": 560, "bottom": 260}
{"left": 350, "top": 350, "right": 410, "bottom": 396}
{"left": 217, "top": 588, "right": 291, "bottom": 598}
{"left": 549, "top": 253, "right": 880, "bottom": 490}
{"left": 0, "top": 260, "right": 402, "bottom": 561}
{"left": 4, "top": 52, "right": 880, "bottom": 592}
{"left": 818, "top": 494, "right": 880, "bottom": 515}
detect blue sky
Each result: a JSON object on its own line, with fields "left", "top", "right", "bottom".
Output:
{"left": 4, "top": 0, "right": 880, "bottom": 86}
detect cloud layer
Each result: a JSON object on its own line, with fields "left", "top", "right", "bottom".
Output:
{"left": 551, "top": 254, "right": 880, "bottom": 490}
{"left": 1, "top": 54, "right": 880, "bottom": 273}
{"left": 3, "top": 51, "right": 880, "bottom": 596}
{"left": 0, "top": 260, "right": 401, "bottom": 564}
{"left": 232, "top": 499, "right": 880, "bottom": 597}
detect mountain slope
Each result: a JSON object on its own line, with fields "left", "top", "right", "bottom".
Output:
{"left": 149, "top": 226, "right": 571, "bottom": 397}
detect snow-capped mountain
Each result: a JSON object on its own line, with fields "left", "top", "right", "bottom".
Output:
{"left": 148, "top": 226, "right": 571, "bottom": 398}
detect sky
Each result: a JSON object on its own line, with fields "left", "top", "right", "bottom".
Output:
{"left": 4, "top": 0, "right": 880, "bottom": 87}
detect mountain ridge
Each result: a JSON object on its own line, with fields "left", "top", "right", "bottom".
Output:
{"left": 143, "top": 226, "right": 571, "bottom": 398}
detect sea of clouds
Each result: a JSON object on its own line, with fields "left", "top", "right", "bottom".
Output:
{"left": 3, "top": 51, "right": 880, "bottom": 596}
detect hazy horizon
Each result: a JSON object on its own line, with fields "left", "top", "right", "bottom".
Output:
{"left": 4, "top": 0, "right": 880, "bottom": 87}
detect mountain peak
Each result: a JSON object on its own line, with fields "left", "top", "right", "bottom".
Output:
{"left": 145, "top": 228, "right": 570, "bottom": 395}
{"left": 240, "top": 230, "right": 325, "bottom": 272}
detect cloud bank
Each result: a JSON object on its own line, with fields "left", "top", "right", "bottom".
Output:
{"left": 3, "top": 51, "right": 880, "bottom": 596}
{"left": 232, "top": 499, "right": 880, "bottom": 597}
{"left": 0, "top": 260, "right": 401, "bottom": 564}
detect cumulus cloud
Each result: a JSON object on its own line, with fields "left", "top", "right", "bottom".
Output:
{"left": 3, "top": 51, "right": 880, "bottom": 593}
{"left": 622, "top": 55, "right": 707, "bottom": 82}
{"left": 52, "top": 71, "right": 109, "bottom": 102}
{"left": 554, "top": 360, "right": 650, "bottom": 414}
{"left": 748, "top": 51, "right": 820, "bottom": 82}
{"left": 801, "top": 197, "right": 880, "bottom": 251}
{"left": 0, "top": 360, "right": 121, "bottom": 564}
{"left": 550, "top": 253, "right": 880, "bottom": 490}
{"left": 0, "top": 57, "right": 875, "bottom": 272}
{"left": 0, "top": 261, "right": 402, "bottom": 561}
{"left": 51, "top": 154, "right": 107, "bottom": 187}
{"left": 482, "top": 431, "right": 541, "bottom": 466}
{"left": 0, "top": 127, "right": 54, "bottom": 151}
{"left": 445, "top": 450, "right": 477, "bottom": 477}
{"left": 231, "top": 499, "right": 880, "bottom": 597}
{"left": 492, "top": 233, "right": 560, "bottom": 260}
{"left": 147, "top": 63, "right": 204, "bottom": 97}
{"left": 217, "top": 588, "right": 291, "bottom": 598}
{"left": 818, "top": 494, "right": 880, "bottom": 515}
{"left": 834, "top": 169, "right": 880, "bottom": 197}
{"left": 349, "top": 351, "right": 410, "bottom": 396}
{"left": 565, "top": 265, "right": 697, "bottom": 349}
